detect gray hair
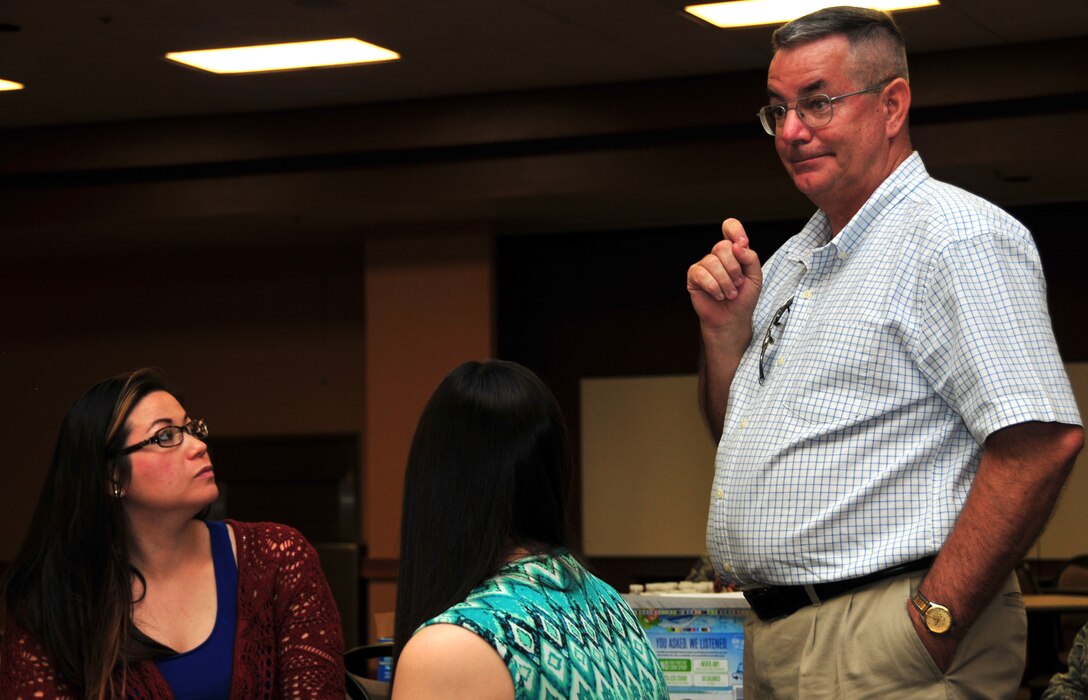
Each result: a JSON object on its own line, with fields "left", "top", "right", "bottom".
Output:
{"left": 772, "top": 6, "right": 909, "bottom": 86}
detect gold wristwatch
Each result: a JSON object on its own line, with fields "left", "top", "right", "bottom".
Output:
{"left": 911, "top": 589, "right": 955, "bottom": 635}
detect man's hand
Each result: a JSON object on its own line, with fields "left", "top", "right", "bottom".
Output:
{"left": 687, "top": 218, "right": 763, "bottom": 336}
{"left": 688, "top": 218, "right": 764, "bottom": 439}
{"left": 906, "top": 598, "right": 958, "bottom": 673}
{"left": 904, "top": 421, "right": 1082, "bottom": 675}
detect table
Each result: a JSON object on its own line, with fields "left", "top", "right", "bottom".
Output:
{"left": 1024, "top": 593, "right": 1088, "bottom": 612}
{"left": 1023, "top": 593, "right": 1088, "bottom": 686}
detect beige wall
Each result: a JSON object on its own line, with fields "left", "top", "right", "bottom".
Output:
{"left": 1036, "top": 363, "right": 1088, "bottom": 559}
{"left": 581, "top": 375, "right": 716, "bottom": 557}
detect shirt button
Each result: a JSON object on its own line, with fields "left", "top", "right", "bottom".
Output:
{"left": 776, "top": 358, "right": 784, "bottom": 367}
{"left": 716, "top": 488, "right": 724, "bottom": 499}
{"left": 739, "top": 419, "right": 749, "bottom": 429}
{"left": 721, "top": 563, "right": 734, "bottom": 573}
{"left": 801, "top": 290, "right": 813, "bottom": 299}
{"left": 838, "top": 249, "right": 848, "bottom": 260}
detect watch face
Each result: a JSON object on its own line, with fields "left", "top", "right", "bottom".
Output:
{"left": 925, "top": 605, "right": 953, "bottom": 634}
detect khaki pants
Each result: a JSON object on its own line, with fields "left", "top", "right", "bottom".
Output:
{"left": 742, "top": 572, "right": 1026, "bottom": 699}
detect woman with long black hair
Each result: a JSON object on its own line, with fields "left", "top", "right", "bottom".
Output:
{"left": 392, "top": 360, "right": 667, "bottom": 700}
{"left": 1, "top": 368, "right": 345, "bottom": 698}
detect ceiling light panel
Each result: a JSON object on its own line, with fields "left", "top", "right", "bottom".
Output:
{"left": 165, "top": 38, "right": 400, "bottom": 74}
{"left": 686, "top": 0, "right": 940, "bottom": 29}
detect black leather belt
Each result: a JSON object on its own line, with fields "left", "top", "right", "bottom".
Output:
{"left": 743, "top": 556, "right": 935, "bottom": 622}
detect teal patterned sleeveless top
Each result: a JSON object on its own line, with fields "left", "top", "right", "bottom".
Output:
{"left": 420, "top": 552, "right": 668, "bottom": 699}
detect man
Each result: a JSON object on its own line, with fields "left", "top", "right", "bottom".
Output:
{"left": 686, "top": 7, "right": 1083, "bottom": 698}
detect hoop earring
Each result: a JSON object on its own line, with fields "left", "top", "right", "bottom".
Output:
{"left": 112, "top": 482, "right": 124, "bottom": 499}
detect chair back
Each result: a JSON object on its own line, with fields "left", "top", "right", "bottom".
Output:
{"left": 345, "top": 642, "right": 394, "bottom": 700}
{"left": 1056, "top": 555, "right": 1088, "bottom": 591}
{"left": 1056, "top": 555, "right": 1088, "bottom": 659}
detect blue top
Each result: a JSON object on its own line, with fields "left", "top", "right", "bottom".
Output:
{"left": 154, "top": 520, "right": 238, "bottom": 699}
{"left": 419, "top": 552, "right": 669, "bottom": 699}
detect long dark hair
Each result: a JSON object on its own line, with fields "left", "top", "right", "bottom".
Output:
{"left": 393, "top": 360, "right": 574, "bottom": 664}
{"left": 1, "top": 368, "right": 175, "bottom": 698}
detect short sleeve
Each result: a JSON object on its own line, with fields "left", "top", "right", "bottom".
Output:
{"left": 916, "top": 229, "right": 1081, "bottom": 443}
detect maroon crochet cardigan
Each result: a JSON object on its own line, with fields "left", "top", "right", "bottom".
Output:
{"left": 1, "top": 520, "right": 346, "bottom": 699}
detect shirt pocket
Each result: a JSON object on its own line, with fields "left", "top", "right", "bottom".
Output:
{"left": 782, "top": 318, "right": 899, "bottom": 427}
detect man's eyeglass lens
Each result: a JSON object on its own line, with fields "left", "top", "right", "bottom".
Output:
{"left": 757, "top": 80, "right": 893, "bottom": 136}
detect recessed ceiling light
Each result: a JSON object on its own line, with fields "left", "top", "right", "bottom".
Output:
{"left": 685, "top": 0, "right": 939, "bottom": 29}
{"left": 165, "top": 37, "right": 400, "bottom": 74}
{"left": 0, "top": 78, "right": 24, "bottom": 91}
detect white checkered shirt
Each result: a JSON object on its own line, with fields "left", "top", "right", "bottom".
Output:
{"left": 707, "top": 152, "right": 1082, "bottom": 586}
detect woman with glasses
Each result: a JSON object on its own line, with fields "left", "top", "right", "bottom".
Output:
{"left": 0, "top": 368, "right": 345, "bottom": 699}
{"left": 391, "top": 360, "right": 668, "bottom": 700}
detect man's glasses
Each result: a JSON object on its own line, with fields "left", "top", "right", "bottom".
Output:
{"left": 757, "top": 78, "right": 895, "bottom": 136}
{"left": 759, "top": 297, "right": 793, "bottom": 385}
{"left": 120, "top": 419, "right": 208, "bottom": 455}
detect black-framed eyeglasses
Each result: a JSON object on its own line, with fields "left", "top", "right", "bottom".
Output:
{"left": 119, "top": 419, "right": 209, "bottom": 455}
{"left": 757, "top": 78, "right": 895, "bottom": 136}
{"left": 758, "top": 297, "right": 793, "bottom": 385}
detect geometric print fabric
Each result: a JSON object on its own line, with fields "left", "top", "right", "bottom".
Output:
{"left": 421, "top": 552, "right": 669, "bottom": 699}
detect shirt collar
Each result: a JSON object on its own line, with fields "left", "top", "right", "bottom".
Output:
{"left": 834, "top": 152, "right": 928, "bottom": 255}
{"left": 784, "top": 151, "right": 928, "bottom": 262}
